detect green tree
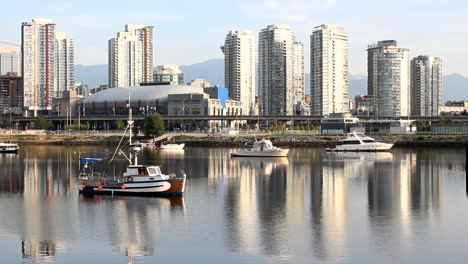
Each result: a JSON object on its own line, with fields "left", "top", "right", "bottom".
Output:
{"left": 439, "top": 117, "right": 454, "bottom": 124}
{"left": 116, "top": 120, "right": 125, "bottom": 130}
{"left": 412, "top": 121, "right": 430, "bottom": 132}
{"left": 143, "top": 113, "right": 165, "bottom": 137}
{"left": 36, "top": 117, "right": 53, "bottom": 130}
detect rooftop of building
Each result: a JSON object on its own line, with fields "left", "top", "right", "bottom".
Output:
{"left": 0, "top": 47, "right": 19, "bottom": 53}
{"left": 83, "top": 85, "right": 204, "bottom": 103}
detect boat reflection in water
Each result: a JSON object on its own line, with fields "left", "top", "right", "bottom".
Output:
{"left": 78, "top": 195, "right": 185, "bottom": 263}
{"left": 234, "top": 157, "right": 289, "bottom": 176}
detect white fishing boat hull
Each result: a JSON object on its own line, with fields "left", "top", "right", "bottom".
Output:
{"left": 160, "top": 143, "right": 185, "bottom": 150}
{"left": 230, "top": 148, "right": 289, "bottom": 157}
{"left": 78, "top": 176, "right": 186, "bottom": 197}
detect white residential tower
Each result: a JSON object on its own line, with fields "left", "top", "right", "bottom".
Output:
{"left": 411, "top": 55, "right": 442, "bottom": 116}
{"left": 367, "top": 40, "right": 410, "bottom": 117}
{"left": 221, "top": 30, "right": 256, "bottom": 115}
{"left": 109, "top": 24, "right": 153, "bottom": 88}
{"left": 310, "top": 24, "right": 349, "bottom": 116}
{"left": 54, "top": 32, "right": 74, "bottom": 98}
{"left": 22, "top": 18, "right": 56, "bottom": 115}
{"left": 258, "top": 24, "right": 298, "bottom": 116}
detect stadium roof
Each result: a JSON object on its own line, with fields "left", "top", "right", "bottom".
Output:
{"left": 83, "top": 85, "right": 205, "bottom": 103}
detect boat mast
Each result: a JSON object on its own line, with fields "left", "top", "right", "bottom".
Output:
{"left": 128, "top": 92, "right": 133, "bottom": 146}
{"left": 128, "top": 92, "right": 138, "bottom": 165}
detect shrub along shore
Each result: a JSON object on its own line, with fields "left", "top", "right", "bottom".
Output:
{"left": 0, "top": 133, "right": 467, "bottom": 148}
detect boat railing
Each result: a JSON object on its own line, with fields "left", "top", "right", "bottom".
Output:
{"left": 80, "top": 171, "right": 124, "bottom": 183}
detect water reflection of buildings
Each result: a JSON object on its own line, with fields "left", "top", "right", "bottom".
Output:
{"left": 0, "top": 153, "right": 23, "bottom": 192}
{"left": 0, "top": 146, "right": 110, "bottom": 263}
{"left": 367, "top": 150, "right": 442, "bottom": 254}
{"left": 78, "top": 196, "right": 185, "bottom": 263}
{"left": 311, "top": 152, "right": 395, "bottom": 259}
{"left": 22, "top": 146, "right": 78, "bottom": 195}
{"left": 22, "top": 240, "right": 67, "bottom": 263}
{"left": 223, "top": 154, "right": 289, "bottom": 255}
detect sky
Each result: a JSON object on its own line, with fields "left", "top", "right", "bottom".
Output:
{"left": 1, "top": 0, "right": 467, "bottom": 76}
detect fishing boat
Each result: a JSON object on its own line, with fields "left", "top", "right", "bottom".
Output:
{"left": 326, "top": 131, "right": 393, "bottom": 152}
{"left": 78, "top": 100, "right": 186, "bottom": 197}
{"left": 0, "top": 142, "right": 19, "bottom": 153}
{"left": 160, "top": 143, "right": 185, "bottom": 150}
{"left": 230, "top": 139, "right": 289, "bottom": 157}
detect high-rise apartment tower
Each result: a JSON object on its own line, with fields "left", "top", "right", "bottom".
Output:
{"left": 0, "top": 47, "right": 20, "bottom": 76}
{"left": 411, "top": 55, "right": 442, "bottom": 116}
{"left": 258, "top": 24, "right": 299, "bottom": 115}
{"left": 221, "top": 30, "right": 256, "bottom": 115}
{"left": 109, "top": 24, "right": 153, "bottom": 88}
{"left": 54, "top": 32, "right": 74, "bottom": 98}
{"left": 22, "top": 18, "right": 56, "bottom": 116}
{"left": 367, "top": 40, "right": 410, "bottom": 117}
{"left": 310, "top": 24, "right": 349, "bottom": 116}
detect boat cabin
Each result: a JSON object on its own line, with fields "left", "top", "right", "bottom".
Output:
{"left": 125, "top": 165, "right": 162, "bottom": 177}
{"left": 338, "top": 132, "right": 376, "bottom": 145}
{"left": 252, "top": 139, "right": 275, "bottom": 151}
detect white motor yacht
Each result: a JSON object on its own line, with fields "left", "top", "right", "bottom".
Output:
{"left": 326, "top": 132, "right": 393, "bottom": 152}
{"left": 0, "top": 142, "right": 19, "bottom": 153}
{"left": 230, "top": 139, "right": 289, "bottom": 157}
{"left": 160, "top": 143, "right": 185, "bottom": 150}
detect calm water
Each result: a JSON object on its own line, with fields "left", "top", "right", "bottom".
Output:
{"left": 0, "top": 146, "right": 467, "bottom": 263}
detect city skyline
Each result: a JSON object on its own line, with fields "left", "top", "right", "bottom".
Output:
{"left": 1, "top": 0, "right": 466, "bottom": 76}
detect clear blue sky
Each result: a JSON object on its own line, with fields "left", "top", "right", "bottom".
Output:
{"left": 2, "top": 0, "right": 467, "bottom": 75}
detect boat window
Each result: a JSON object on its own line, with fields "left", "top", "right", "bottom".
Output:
{"left": 363, "top": 139, "right": 375, "bottom": 143}
{"left": 138, "top": 168, "right": 148, "bottom": 175}
{"left": 342, "top": 140, "right": 361, "bottom": 145}
{"left": 148, "top": 167, "right": 158, "bottom": 175}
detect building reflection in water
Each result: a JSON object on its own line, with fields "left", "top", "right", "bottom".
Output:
{"left": 0, "top": 153, "right": 23, "bottom": 193}
{"left": 78, "top": 195, "right": 185, "bottom": 263}
{"left": 0, "top": 146, "right": 456, "bottom": 262}
{"left": 367, "top": 150, "right": 441, "bottom": 255}
{"left": 310, "top": 152, "right": 397, "bottom": 260}
{"left": 222, "top": 154, "right": 290, "bottom": 256}
{"left": 0, "top": 147, "right": 83, "bottom": 263}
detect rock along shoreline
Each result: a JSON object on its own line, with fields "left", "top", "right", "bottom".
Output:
{"left": 1, "top": 133, "right": 467, "bottom": 148}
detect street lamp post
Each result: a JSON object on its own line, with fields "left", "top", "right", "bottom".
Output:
{"left": 9, "top": 108, "right": 11, "bottom": 135}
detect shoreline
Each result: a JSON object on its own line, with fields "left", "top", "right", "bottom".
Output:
{"left": 1, "top": 133, "right": 467, "bottom": 147}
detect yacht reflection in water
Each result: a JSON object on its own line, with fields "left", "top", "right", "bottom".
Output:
{"left": 78, "top": 195, "right": 185, "bottom": 263}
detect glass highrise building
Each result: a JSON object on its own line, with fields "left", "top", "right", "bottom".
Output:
{"left": 410, "top": 56, "right": 442, "bottom": 116}
{"left": 310, "top": 24, "right": 349, "bottom": 116}
{"left": 222, "top": 30, "right": 256, "bottom": 115}
{"left": 54, "top": 32, "right": 74, "bottom": 98}
{"left": 109, "top": 24, "right": 153, "bottom": 88}
{"left": 22, "top": 18, "right": 56, "bottom": 116}
{"left": 258, "top": 24, "right": 301, "bottom": 116}
{"left": 0, "top": 47, "right": 20, "bottom": 76}
{"left": 367, "top": 40, "right": 410, "bottom": 117}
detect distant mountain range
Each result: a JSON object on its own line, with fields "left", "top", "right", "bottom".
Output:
{"left": 75, "top": 59, "right": 468, "bottom": 102}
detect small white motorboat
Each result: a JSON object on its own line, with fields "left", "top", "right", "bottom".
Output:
{"left": 160, "top": 143, "right": 185, "bottom": 150}
{"left": 0, "top": 142, "right": 19, "bottom": 153}
{"left": 230, "top": 139, "right": 289, "bottom": 157}
{"left": 326, "top": 131, "right": 393, "bottom": 152}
